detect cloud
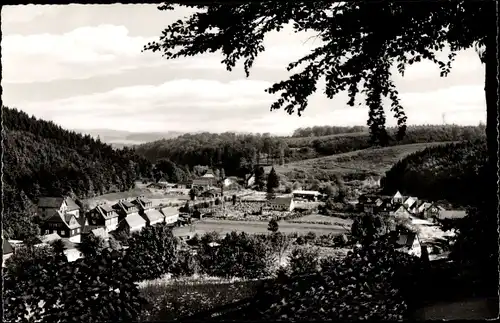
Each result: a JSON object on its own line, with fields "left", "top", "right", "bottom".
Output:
{"left": 15, "top": 77, "right": 485, "bottom": 136}
{"left": 1, "top": 24, "right": 159, "bottom": 83}
{"left": 1, "top": 5, "right": 60, "bottom": 24}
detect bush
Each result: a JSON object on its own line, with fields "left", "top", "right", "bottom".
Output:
{"left": 4, "top": 249, "right": 145, "bottom": 322}
{"left": 288, "top": 247, "right": 321, "bottom": 275}
{"left": 232, "top": 239, "right": 422, "bottom": 321}
{"left": 171, "top": 249, "right": 200, "bottom": 278}
{"left": 198, "top": 231, "right": 274, "bottom": 279}
{"left": 124, "top": 224, "right": 179, "bottom": 282}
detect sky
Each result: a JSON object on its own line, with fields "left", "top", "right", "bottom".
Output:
{"left": 1, "top": 4, "right": 487, "bottom": 136}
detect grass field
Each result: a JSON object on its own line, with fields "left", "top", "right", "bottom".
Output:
{"left": 287, "top": 214, "right": 353, "bottom": 226}
{"left": 274, "top": 142, "right": 455, "bottom": 176}
{"left": 139, "top": 277, "right": 266, "bottom": 321}
{"left": 173, "top": 218, "right": 349, "bottom": 237}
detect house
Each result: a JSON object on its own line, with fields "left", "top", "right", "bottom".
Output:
{"left": 37, "top": 196, "right": 81, "bottom": 221}
{"left": 268, "top": 196, "right": 295, "bottom": 212}
{"left": 133, "top": 196, "right": 154, "bottom": 212}
{"left": 292, "top": 190, "right": 322, "bottom": 201}
{"left": 392, "top": 191, "right": 404, "bottom": 204}
{"left": 40, "top": 211, "right": 82, "bottom": 243}
{"left": 38, "top": 233, "right": 83, "bottom": 262}
{"left": 117, "top": 213, "right": 147, "bottom": 235}
{"left": 87, "top": 227, "right": 110, "bottom": 241}
{"left": 359, "top": 195, "right": 385, "bottom": 214}
{"left": 394, "top": 231, "right": 422, "bottom": 258}
{"left": 392, "top": 205, "right": 413, "bottom": 218}
{"left": 436, "top": 209, "right": 467, "bottom": 220}
{"left": 113, "top": 199, "right": 140, "bottom": 221}
{"left": 425, "top": 204, "right": 446, "bottom": 218}
{"left": 160, "top": 207, "right": 180, "bottom": 225}
{"left": 403, "top": 196, "right": 418, "bottom": 209}
{"left": 200, "top": 188, "right": 222, "bottom": 198}
{"left": 87, "top": 203, "right": 120, "bottom": 233}
{"left": 142, "top": 209, "right": 165, "bottom": 226}
{"left": 158, "top": 177, "right": 169, "bottom": 185}
{"left": 192, "top": 178, "right": 214, "bottom": 190}
{"left": 202, "top": 170, "right": 216, "bottom": 178}
{"left": 175, "top": 181, "right": 192, "bottom": 189}
{"left": 147, "top": 183, "right": 167, "bottom": 189}
{"left": 223, "top": 177, "right": 239, "bottom": 187}
{"left": 2, "top": 239, "right": 14, "bottom": 267}
{"left": 246, "top": 175, "right": 255, "bottom": 187}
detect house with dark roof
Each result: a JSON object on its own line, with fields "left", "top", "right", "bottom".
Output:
{"left": 394, "top": 231, "right": 422, "bottom": 258}
{"left": 268, "top": 196, "right": 295, "bottom": 212}
{"left": 113, "top": 199, "right": 140, "bottom": 221}
{"left": 160, "top": 207, "right": 180, "bottom": 225}
{"left": 40, "top": 210, "right": 82, "bottom": 243}
{"left": 88, "top": 203, "right": 120, "bottom": 233}
{"left": 2, "top": 239, "right": 14, "bottom": 267}
{"left": 37, "top": 196, "right": 81, "bottom": 221}
{"left": 202, "top": 170, "right": 216, "bottom": 178}
{"left": 117, "top": 213, "right": 147, "bottom": 235}
{"left": 403, "top": 196, "right": 418, "bottom": 209}
{"left": 132, "top": 196, "right": 153, "bottom": 212}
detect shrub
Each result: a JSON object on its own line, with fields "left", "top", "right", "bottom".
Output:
{"left": 4, "top": 249, "right": 145, "bottom": 322}
{"left": 288, "top": 247, "right": 321, "bottom": 275}
{"left": 124, "top": 224, "right": 179, "bottom": 282}
{"left": 171, "top": 249, "right": 200, "bottom": 278}
{"left": 233, "top": 239, "right": 422, "bottom": 321}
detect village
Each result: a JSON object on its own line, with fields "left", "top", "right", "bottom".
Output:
{"left": 3, "top": 167, "right": 463, "bottom": 267}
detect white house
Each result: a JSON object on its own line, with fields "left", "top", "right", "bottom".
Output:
{"left": 268, "top": 196, "right": 295, "bottom": 212}
{"left": 117, "top": 213, "right": 147, "bottom": 235}
{"left": 223, "top": 177, "right": 239, "bottom": 187}
{"left": 292, "top": 190, "right": 322, "bottom": 201}
{"left": 160, "top": 207, "right": 180, "bottom": 225}
{"left": 143, "top": 209, "right": 165, "bottom": 226}
{"left": 38, "top": 233, "right": 83, "bottom": 262}
{"left": 392, "top": 191, "right": 404, "bottom": 204}
{"left": 395, "top": 232, "right": 422, "bottom": 258}
{"left": 403, "top": 196, "right": 418, "bottom": 209}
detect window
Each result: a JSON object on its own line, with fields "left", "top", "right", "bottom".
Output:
{"left": 77, "top": 228, "right": 80, "bottom": 233}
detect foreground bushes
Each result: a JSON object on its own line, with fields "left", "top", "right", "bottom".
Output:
{"left": 4, "top": 249, "right": 146, "bottom": 322}
{"left": 216, "top": 239, "right": 422, "bottom": 321}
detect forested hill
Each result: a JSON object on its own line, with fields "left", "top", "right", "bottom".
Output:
{"left": 2, "top": 107, "right": 153, "bottom": 240}
{"left": 134, "top": 125, "right": 486, "bottom": 176}
{"left": 381, "top": 140, "right": 488, "bottom": 206}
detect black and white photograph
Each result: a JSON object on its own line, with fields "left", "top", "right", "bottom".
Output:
{"left": 1, "top": 1, "right": 499, "bottom": 321}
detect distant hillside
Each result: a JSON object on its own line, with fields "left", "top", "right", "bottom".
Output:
{"left": 73, "top": 128, "right": 184, "bottom": 146}
{"left": 2, "top": 107, "right": 154, "bottom": 240}
{"left": 134, "top": 125, "right": 486, "bottom": 178}
{"left": 268, "top": 142, "right": 454, "bottom": 183}
{"left": 381, "top": 140, "right": 488, "bottom": 206}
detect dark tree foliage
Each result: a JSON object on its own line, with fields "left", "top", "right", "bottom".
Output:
{"left": 197, "top": 232, "right": 273, "bottom": 279}
{"left": 78, "top": 234, "right": 106, "bottom": 258}
{"left": 154, "top": 158, "right": 189, "bottom": 183}
{"left": 135, "top": 132, "right": 289, "bottom": 177}
{"left": 3, "top": 249, "right": 146, "bottom": 322}
{"left": 292, "top": 126, "right": 368, "bottom": 137}
{"left": 288, "top": 247, "right": 321, "bottom": 275}
{"left": 268, "top": 218, "right": 279, "bottom": 233}
{"left": 144, "top": 1, "right": 495, "bottom": 149}
{"left": 266, "top": 167, "right": 280, "bottom": 193}
{"left": 134, "top": 126, "right": 486, "bottom": 175}
{"left": 124, "top": 224, "right": 179, "bottom": 282}
{"left": 219, "top": 239, "right": 421, "bottom": 321}
{"left": 2, "top": 107, "right": 154, "bottom": 240}
{"left": 382, "top": 140, "right": 488, "bottom": 206}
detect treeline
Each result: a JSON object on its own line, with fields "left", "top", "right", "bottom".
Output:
{"left": 292, "top": 126, "right": 367, "bottom": 137}
{"left": 135, "top": 125, "right": 486, "bottom": 177}
{"left": 2, "top": 107, "right": 154, "bottom": 239}
{"left": 381, "top": 140, "right": 488, "bottom": 206}
{"left": 135, "top": 132, "right": 289, "bottom": 177}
